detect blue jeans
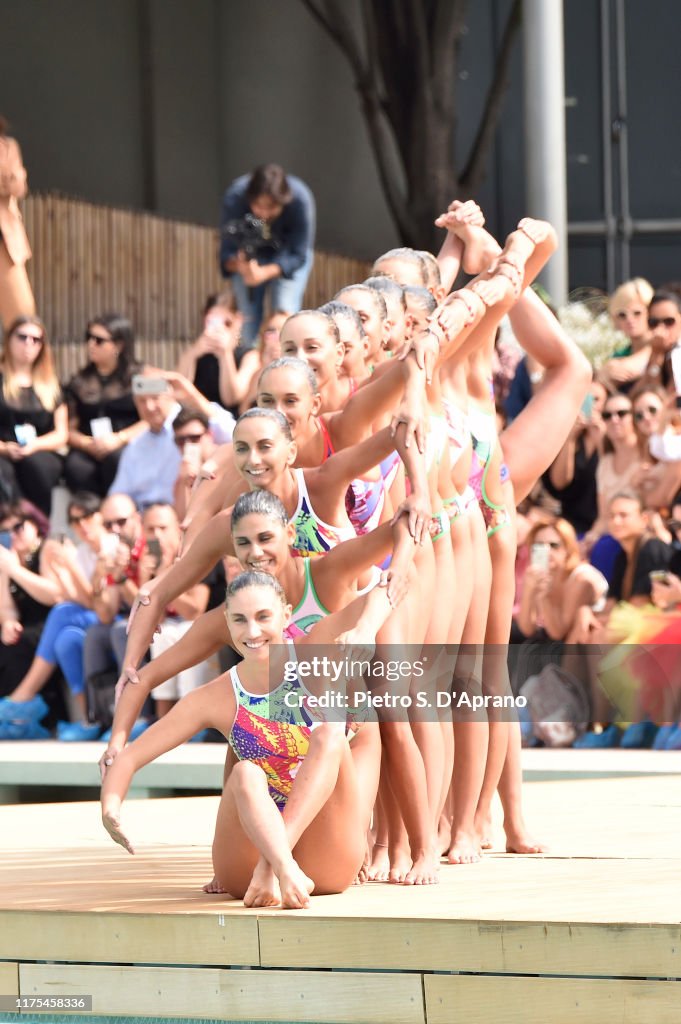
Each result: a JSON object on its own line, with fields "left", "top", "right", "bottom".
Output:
{"left": 231, "top": 250, "right": 314, "bottom": 345}
{"left": 35, "top": 602, "right": 99, "bottom": 695}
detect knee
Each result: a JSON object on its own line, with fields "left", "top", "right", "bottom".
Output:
{"left": 229, "top": 759, "right": 266, "bottom": 794}
{"left": 308, "top": 722, "right": 346, "bottom": 760}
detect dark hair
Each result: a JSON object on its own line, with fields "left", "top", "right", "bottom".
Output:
{"left": 319, "top": 300, "right": 367, "bottom": 339}
{"left": 172, "top": 405, "right": 210, "bottom": 431}
{"left": 403, "top": 285, "right": 437, "bottom": 317}
{"left": 245, "top": 164, "right": 293, "bottom": 206}
{"left": 67, "top": 491, "right": 101, "bottom": 519}
{"left": 258, "top": 356, "right": 319, "bottom": 396}
{"left": 0, "top": 499, "right": 50, "bottom": 538}
{"left": 282, "top": 309, "right": 340, "bottom": 346}
{"left": 363, "top": 275, "right": 407, "bottom": 312}
{"left": 649, "top": 291, "right": 681, "bottom": 314}
{"left": 231, "top": 490, "right": 288, "bottom": 529}
{"left": 373, "top": 247, "right": 428, "bottom": 286}
{"left": 235, "top": 407, "right": 293, "bottom": 443}
{"left": 334, "top": 285, "right": 387, "bottom": 322}
{"left": 225, "top": 569, "right": 287, "bottom": 606}
{"left": 86, "top": 313, "right": 137, "bottom": 381}
{"left": 202, "top": 289, "right": 238, "bottom": 316}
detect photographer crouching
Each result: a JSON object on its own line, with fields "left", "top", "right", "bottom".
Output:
{"left": 219, "top": 163, "right": 315, "bottom": 346}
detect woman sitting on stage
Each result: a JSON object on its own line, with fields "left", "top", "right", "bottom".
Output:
{"left": 101, "top": 570, "right": 382, "bottom": 909}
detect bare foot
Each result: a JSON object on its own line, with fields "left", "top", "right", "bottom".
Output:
{"left": 388, "top": 846, "right": 412, "bottom": 885}
{"left": 447, "top": 829, "right": 481, "bottom": 865}
{"left": 353, "top": 844, "right": 372, "bottom": 885}
{"left": 437, "top": 814, "right": 452, "bottom": 857}
{"left": 202, "top": 875, "right": 227, "bottom": 894}
{"left": 404, "top": 848, "right": 440, "bottom": 886}
{"left": 475, "top": 809, "right": 494, "bottom": 850}
{"left": 461, "top": 226, "right": 501, "bottom": 276}
{"left": 244, "top": 860, "right": 282, "bottom": 907}
{"left": 278, "top": 860, "right": 314, "bottom": 909}
{"left": 517, "top": 217, "right": 552, "bottom": 245}
{"left": 367, "top": 842, "right": 390, "bottom": 882}
{"left": 505, "top": 822, "right": 548, "bottom": 855}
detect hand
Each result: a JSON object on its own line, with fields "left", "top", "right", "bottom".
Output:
{"left": 99, "top": 743, "right": 122, "bottom": 782}
{"left": 115, "top": 664, "right": 141, "bottom": 706}
{"left": 202, "top": 319, "right": 235, "bottom": 354}
{"left": 434, "top": 199, "right": 485, "bottom": 233}
{"left": 470, "top": 273, "right": 515, "bottom": 308}
{"left": 90, "top": 433, "right": 122, "bottom": 459}
{"left": 390, "top": 395, "right": 427, "bottom": 453}
{"left": 126, "top": 587, "right": 151, "bottom": 635}
{"left": 0, "top": 619, "right": 23, "bottom": 645}
{"left": 336, "top": 628, "right": 376, "bottom": 673}
{"left": 242, "top": 260, "right": 269, "bottom": 287}
{"left": 525, "top": 565, "right": 551, "bottom": 593}
{"left": 102, "top": 808, "right": 135, "bottom": 855}
{"left": 398, "top": 327, "right": 439, "bottom": 384}
{"left": 3, "top": 441, "right": 25, "bottom": 462}
{"left": 651, "top": 573, "right": 681, "bottom": 610}
{"left": 0, "top": 545, "right": 19, "bottom": 574}
{"left": 433, "top": 288, "right": 481, "bottom": 340}
{"left": 572, "top": 605, "right": 603, "bottom": 644}
{"left": 392, "top": 492, "right": 432, "bottom": 546}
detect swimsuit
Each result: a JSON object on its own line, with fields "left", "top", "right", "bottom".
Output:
{"left": 318, "top": 414, "right": 386, "bottom": 536}
{"left": 442, "top": 396, "right": 469, "bottom": 469}
{"left": 467, "top": 402, "right": 512, "bottom": 537}
{"left": 425, "top": 413, "right": 448, "bottom": 474}
{"left": 285, "top": 559, "right": 332, "bottom": 638}
{"left": 228, "top": 644, "right": 319, "bottom": 811}
{"left": 430, "top": 508, "right": 450, "bottom": 542}
{"left": 291, "top": 468, "right": 357, "bottom": 558}
{"left": 317, "top": 417, "right": 335, "bottom": 463}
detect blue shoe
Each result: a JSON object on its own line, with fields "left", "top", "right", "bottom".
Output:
{"left": 0, "top": 695, "right": 48, "bottom": 722}
{"left": 652, "top": 725, "right": 676, "bottom": 750}
{"left": 99, "top": 718, "right": 150, "bottom": 744}
{"left": 573, "top": 725, "right": 622, "bottom": 749}
{"left": 664, "top": 725, "right": 681, "bottom": 750}
{"left": 56, "top": 721, "right": 102, "bottom": 741}
{"left": 620, "top": 720, "right": 659, "bottom": 749}
{"left": 0, "top": 719, "right": 50, "bottom": 740}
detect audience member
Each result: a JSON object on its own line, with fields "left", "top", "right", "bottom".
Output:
{"left": 599, "top": 277, "right": 654, "bottom": 391}
{"left": 213, "top": 309, "right": 288, "bottom": 414}
{"left": 171, "top": 406, "right": 216, "bottom": 521}
{"left": 219, "top": 164, "right": 315, "bottom": 344}
{"left": 108, "top": 380, "right": 181, "bottom": 507}
{"left": 638, "top": 291, "right": 681, "bottom": 393}
{"left": 175, "top": 291, "right": 243, "bottom": 411}
{"left": 0, "top": 316, "right": 67, "bottom": 515}
{"left": 63, "top": 314, "right": 146, "bottom": 497}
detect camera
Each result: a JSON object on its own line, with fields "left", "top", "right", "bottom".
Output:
{"left": 223, "top": 213, "right": 279, "bottom": 259}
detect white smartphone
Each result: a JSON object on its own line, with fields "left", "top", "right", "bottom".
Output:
{"left": 132, "top": 375, "right": 170, "bottom": 396}
{"left": 100, "top": 533, "right": 119, "bottom": 560}
{"left": 530, "top": 543, "right": 550, "bottom": 571}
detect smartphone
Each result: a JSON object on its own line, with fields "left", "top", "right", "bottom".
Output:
{"left": 580, "top": 393, "right": 594, "bottom": 420}
{"left": 146, "top": 537, "right": 162, "bottom": 567}
{"left": 182, "top": 442, "right": 202, "bottom": 474}
{"left": 670, "top": 347, "right": 681, "bottom": 396}
{"left": 0, "top": 531, "right": 12, "bottom": 550}
{"left": 649, "top": 570, "right": 671, "bottom": 584}
{"left": 132, "top": 375, "right": 170, "bottom": 396}
{"left": 530, "top": 543, "right": 550, "bottom": 571}
{"left": 100, "top": 533, "right": 119, "bottom": 560}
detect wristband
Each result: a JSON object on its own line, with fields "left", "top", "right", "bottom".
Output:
{"left": 448, "top": 289, "right": 479, "bottom": 324}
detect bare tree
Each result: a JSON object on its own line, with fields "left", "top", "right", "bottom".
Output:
{"left": 300, "top": 0, "right": 522, "bottom": 250}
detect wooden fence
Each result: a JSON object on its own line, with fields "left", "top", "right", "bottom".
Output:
{"left": 22, "top": 193, "right": 370, "bottom": 380}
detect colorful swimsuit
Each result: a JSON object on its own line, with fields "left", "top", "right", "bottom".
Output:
{"left": 467, "top": 402, "right": 511, "bottom": 536}
{"left": 228, "top": 645, "right": 319, "bottom": 811}
{"left": 442, "top": 396, "right": 469, "bottom": 468}
{"left": 291, "top": 468, "right": 357, "bottom": 558}
{"left": 317, "top": 415, "right": 386, "bottom": 536}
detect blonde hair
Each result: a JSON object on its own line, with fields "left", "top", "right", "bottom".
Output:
{"left": 526, "top": 516, "right": 582, "bottom": 574}
{"left": 1, "top": 316, "right": 62, "bottom": 412}
{"left": 608, "top": 277, "right": 654, "bottom": 317}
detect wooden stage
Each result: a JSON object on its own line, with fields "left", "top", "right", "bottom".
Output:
{"left": 0, "top": 754, "right": 680, "bottom": 1023}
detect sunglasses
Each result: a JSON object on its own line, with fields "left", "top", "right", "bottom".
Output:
{"left": 648, "top": 317, "right": 678, "bottom": 329}
{"left": 175, "top": 433, "right": 205, "bottom": 448}
{"left": 68, "top": 511, "right": 96, "bottom": 525}
{"left": 667, "top": 519, "right": 681, "bottom": 532}
{"left": 634, "top": 406, "right": 661, "bottom": 421}
{"left": 602, "top": 409, "right": 632, "bottom": 421}
{"left": 15, "top": 331, "right": 44, "bottom": 345}
{"left": 85, "top": 331, "right": 113, "bottom": 345}
{"left": 102, "top": 516, "right": 129, "bottom": 530}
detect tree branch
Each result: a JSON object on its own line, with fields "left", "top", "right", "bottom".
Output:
{"left": 300, "top": 0, "right": 367, "bottom": 81}
{"left": 459, "top": 0, "right": 522, "bottom": 191}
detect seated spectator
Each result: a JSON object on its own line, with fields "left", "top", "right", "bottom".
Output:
{"left": 171, "top": 406, "right": 216, "bottom": 522}
{"left": 220, "top": 164, "right": 315, "bottom": 345}
{"left": 637, "top": 291, "right": 681, "bottom": 393}
{"left": 586, "top": 393, "right": 643, "bottom": 580}
{"left": 216, "top": 309, "right": 288, "bottom": 414}
{"left": 0, "top": 316, "right": 67, "bottom": 515}
{"left": 108, "top": 377, "right": 182, "bottom": 507}
{"left": 138, "top": 503, "right": 212, "bottom": 719}
{"left": 0, "top": 493, "right": 107, "bottom": 739}
{"left": 516, "top": 517, "right": 607, "bottom": 643}
{"left": 175, "top": 291, "right": 243, "bottom": 412}
{"left": 83, "top": 494, "right": 144, "bottom": 695}
{"left": 0, "top": 500, "right": 74, "bottom": 735}
{"left": 543, "top": 379, "right": 607, "bottom": 537}
{"left": 650, "top": 493, "right": 681, "bottom": 609}
{"left": 599, "top": 277, "right": 654, "bottom": 391}
{"left": 63, "top": 314, "right": 146, "bottom": 498}
{"left": 630, "top": 387, "right": 681, "bottom": 512}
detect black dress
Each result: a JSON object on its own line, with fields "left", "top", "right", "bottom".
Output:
{"left": 0, "top": 373, "right": 64, "bottom": 514}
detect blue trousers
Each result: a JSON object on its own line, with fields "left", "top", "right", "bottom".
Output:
{"left": 231, "top": 250, "right": 314, "bottom": 345}
{"left": 35, "top": 602, "right": 99, "bottom": 696}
